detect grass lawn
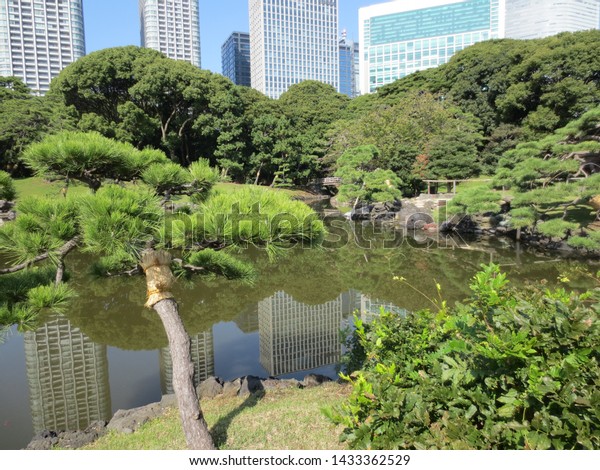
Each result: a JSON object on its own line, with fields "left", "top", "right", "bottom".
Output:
{"left": 83, "top": 383, "right": 350, "bottom": 450}
{"left": 10, "top": 178, "right": 321, "bottom": 203}
{"left": 214, "top": 182, "right": 321, "bottom": 201}
{"left": 13, "top": 176, "right": 90, "bottom": 200}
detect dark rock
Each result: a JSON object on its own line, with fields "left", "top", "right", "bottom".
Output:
{"left": 350, "top": 204, "right": 373, "bottom": 221}
{"left": 56, "top": 421, "right": 107, "bottom": 449}
{"left": 303, "top": 374, "right": 333, "bottom": 388}
{"left": 26, "top": 421, "right": 108, "bottom": 450}
{"left": 406, "top": 212, "right": 433, "bottom": 230}
{"left": 238, "top": 375, "right": 264, "bottom": 396}
{"left": 439, "top": 221, "right": 454, "bottom": 232}
{"left": 222, "top": 378, "right": 242, "bottom": 397}
{"left": 197, "top": 376, "right": 224, "bottom": 399}
{"left": 107, "top": 402, "right": 162, "bottom": 434}
{"left": 384, "top": 200, "right": 402, "bottom": 212}
{"left": 26, "top": 430, "right": 59, "bottom": 450}
{"left": 0, "top": 200, "right": 13, "bottom": 211}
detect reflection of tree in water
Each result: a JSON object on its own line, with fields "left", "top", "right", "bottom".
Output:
{"left": 24, "top": 316, "right": 111, "bottom": 433}
{"left": 62, "top": 220, "right": 593, "bottom": 350}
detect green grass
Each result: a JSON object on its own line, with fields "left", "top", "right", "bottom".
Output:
{"left": 83, "top": 383, "right": 350, "bottom": 450}
{"left": 213, "top": 182, "right": 319, "bottom": 201}
{"left": 13, "top": 177, "right": 90, "bottom": 200}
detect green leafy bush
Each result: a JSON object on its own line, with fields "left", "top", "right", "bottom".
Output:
{"left": 0, "top": 171, "right": 16, "bottom": 200}
{"left": 327, "top": 265, "right": 599, "bottom": 449}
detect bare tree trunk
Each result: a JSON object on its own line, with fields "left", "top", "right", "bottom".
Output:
{"left": 140, "top": 250, "right": 215, "bottom": 450}
{"left": 55, "top": 259, "right": 65, "bottom": 286}
{"left": 254, "top": 163, "right": 263, "bottom": 185}
{"left": 152, "top": 298, "right": 215, "bottom": 450}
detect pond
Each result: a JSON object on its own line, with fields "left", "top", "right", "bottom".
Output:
{"left": 0, "top": 211, "right": 593, "bottom": 449}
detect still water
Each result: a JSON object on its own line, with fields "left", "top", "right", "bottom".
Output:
{"left": 0, "top": 214, "right": 593, "bottom": 449}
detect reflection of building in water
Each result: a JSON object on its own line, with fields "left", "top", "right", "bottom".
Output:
{"left": 24, "top": 317, "right": 111, "bottom": 433}
{"left": 160, "top": 331, "right": 214, "bottom": 395}
{"left": 258, "top": 291, "right": 344, "bottom": 376}
{"left": 233, "top": 304, "right": 259, "bottom": 334}
{"left": 360, "top": 295, "right": 407, "bottom": 323}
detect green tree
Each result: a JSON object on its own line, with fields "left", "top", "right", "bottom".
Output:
{"left": 0, "top": 94, "right": 76, "bottom": 174}
{"left": 327, "top": 92, "right": 482, "bottom": 195}
{"left": 1, "top": 133, "right": 325, "bottom": 449}
{"left": 22, "top": 131, "right": 167, "bottom": 192}
{"left": 0, "top": 170, "right": 16, "bottom": 201}
{"left": 50, "top": 47, "right": 248, "bottom": 166}
{"left": 0, "top": 76, "right": 30, "bottom": 101}
{"left": 372, "top": 31, "right": 600, "bottom": 169}
{"left": 335, "top": 145, "right": 402, "bottom": 204}
{"left": 447, "top": 107, "right": 600, "bottom": 250}
{"left": 278, "top": 81, "right": 351, "bottom": 183}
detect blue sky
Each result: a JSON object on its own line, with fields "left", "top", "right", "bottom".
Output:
{"left": 83, "top": 0, "right": 379, "bottom": 74}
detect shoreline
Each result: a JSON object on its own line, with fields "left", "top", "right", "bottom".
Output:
{"left": 25, "top": 373, "right": 338, "bottom": 450}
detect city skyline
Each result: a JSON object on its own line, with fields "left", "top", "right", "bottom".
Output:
{"left": 83, "top": 0, "right": 370, "bottom": 75}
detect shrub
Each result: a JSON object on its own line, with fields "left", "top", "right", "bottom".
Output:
{"left": 327, "top": 265, "right": 599, "bottom": 449}
{"left": 0, "top": 170, "right": 16, "bottom": 201}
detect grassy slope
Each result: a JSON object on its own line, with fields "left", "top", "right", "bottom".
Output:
{"left": 84, "top": 383, "right": 350, "bottom": 450}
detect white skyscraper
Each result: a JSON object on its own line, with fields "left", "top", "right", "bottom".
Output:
{"left": 139, "top": 0, "right": 201, "bottom": 67}
{"left": 359, "top": 0, "right": 505, "bottom": 95}
{"left": 505, "top": 0, "right": 600, "bottom": 40}
{"left": 0, "top": 0, "right": 86, "bottom": 94}
{"left": 249, "top": 0, "right": 339, "bottom": 99}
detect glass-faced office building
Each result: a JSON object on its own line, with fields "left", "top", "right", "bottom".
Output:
{"left": 339, "top": 32, "right": 360, "bottom": 98}
{"left": 359, "top": 0, "right": 504, "bottom": 94}
{"left": 505, "top": 0, "right": 600, "bottom": 40}
{"left": 221, "top": 31, "right": 251, "bottom": 87}
{"left": 249, "top": 0, "right": 339, "bottom": 99}
{"left": 139, "top": 0, "right": 201, "bottom": 67}
{"left": 0, "top": 0, "right": 86, "bottom": 94}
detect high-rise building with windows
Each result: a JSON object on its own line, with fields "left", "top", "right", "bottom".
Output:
{"left": 0, "top": 0, "right": 86, "bottom": 94}
{"left": 221, "top": 31, "right": 251, "bottom": 87}
{"left": 505, "top": 0, "right": 599, "bottom": 40}
{"left": 359, "top": 0, "right": 504, "bottom": 94}
{"left": 339, "top": 30, "right": 359, "bottom": 98}
{"left": 249, "top": 0, "right": 339, "bottom": 99}
{"left": 139, "top": 0, "right": 201, "bottom": 67}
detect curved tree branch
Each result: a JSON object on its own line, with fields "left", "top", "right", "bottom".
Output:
{"left": 0, "top": 236, "right": 80, "bottom": 276}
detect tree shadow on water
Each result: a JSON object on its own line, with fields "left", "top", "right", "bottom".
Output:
{"left": 210, "top": 386, "right": 265, "bottom": 448}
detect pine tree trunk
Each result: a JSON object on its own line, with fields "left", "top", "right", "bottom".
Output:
{"left": 140, "top": 250, "right": 215, "bottom": 450}
{"left": 152, "top": 299, "right": 215, "bottom": 450}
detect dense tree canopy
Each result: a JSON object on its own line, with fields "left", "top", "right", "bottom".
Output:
{"left": 448, "top": 106, "right": 600, "bottom": 250}
{"left": 2, "top": 31, "right": 599, "bottom": 193}
{"left": 327, "top": 91, "right": 482, "bottom": 194}
{"left": 0, "top": 77, "right": 76, "bottom": 174}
